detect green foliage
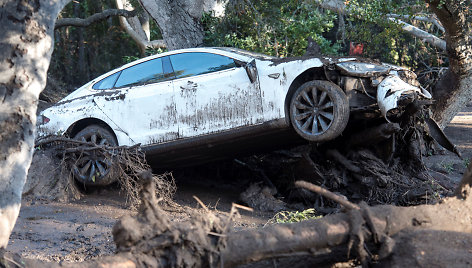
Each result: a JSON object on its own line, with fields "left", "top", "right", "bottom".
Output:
{"left": 266, "top": 208, "right": 321, "bottom": 224}
{"left": 344, "top": 0, "right": 445, "bottom": 69}
{"left": 202, "top": 0, "right": 341, "bottom": 57}
{"left": 49, "top": 0, "right": 162, "bottom": 89}
{"left": 464, "top": 158, "right": 470, "bottom": 168}
{"left": 441, "top": 161, "right": 454, "bottom": 173}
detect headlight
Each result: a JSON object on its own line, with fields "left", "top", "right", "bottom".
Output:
{"left": 336, "top": 62, "right": 391, "bottom": 78}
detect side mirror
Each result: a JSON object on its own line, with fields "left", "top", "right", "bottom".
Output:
{"left": 245, "top": 59, "right": 258, "bottom": 83}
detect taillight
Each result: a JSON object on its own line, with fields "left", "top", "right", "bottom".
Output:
{"left": 37, "top": 115, "right": 50, "bottom": 125}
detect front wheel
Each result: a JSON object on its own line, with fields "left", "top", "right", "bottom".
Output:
{"left": 72, "top": 125, "right": 117, "bottom": 186}
{"left": 289, "top": 80, "right": 349, "bottom": 142}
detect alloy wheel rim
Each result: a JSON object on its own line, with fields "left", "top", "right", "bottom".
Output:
{"left": 293, "top": 85, "right": 334, "bottom": 136}
{"left": 73, "top": 133, "right": 112, "bottom": 183}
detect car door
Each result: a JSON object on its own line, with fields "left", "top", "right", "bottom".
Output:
{"left": 170, "top": 52, "right": 264, "bottom": 138}
{"left": 92, "top": 56, "right": 178, "bottom": 145}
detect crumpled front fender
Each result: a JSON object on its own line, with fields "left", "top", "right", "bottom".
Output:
{"left": 377, "top": 75, "right": 432, "bottom": 117}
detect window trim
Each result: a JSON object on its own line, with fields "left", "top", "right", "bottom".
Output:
{"left": 168, "top": 52, "right": 239, "bottom": 81}
{"left": 92, "top": 70, "right": 122, "bottom": 90}
{"left": 91, "top": 51, "right": 243, "bottom": 90}
{"left": 92, "top": 56, "right": 170, "bottom": 90}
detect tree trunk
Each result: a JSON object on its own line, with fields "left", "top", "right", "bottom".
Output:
{"left": 115, "top": 0, "right": 165, "bottom": 54}
{"left": 427, "top": 0, "right": 472, "bottom": 128}
{"left": 138, "top": 0, "right": 207, "bottom": 50}
{"left": 0, "top": 0, "right": 70, "bottom": 248}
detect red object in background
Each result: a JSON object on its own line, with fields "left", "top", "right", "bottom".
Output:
{"left": 349, "top": 42, "right": 364, "bottom": 56}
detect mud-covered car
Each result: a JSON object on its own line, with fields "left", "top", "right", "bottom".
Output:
{"left": 37, "top": 47, "right": 431, "bottom": 185}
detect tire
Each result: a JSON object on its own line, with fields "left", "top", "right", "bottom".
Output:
{"left": 289, "top": 80, "right": 349, "bottom": 142}
{"left": 72, "top": 125, "right": 118, "bottom": 186}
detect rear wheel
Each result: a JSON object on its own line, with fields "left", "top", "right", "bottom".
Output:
{"left": 72, "top": 125, "right": 117, "bottom": 186}
{"left": 289, "top": 80, "right": 349, "bottom": 142}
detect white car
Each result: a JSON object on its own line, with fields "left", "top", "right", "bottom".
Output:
{"left": 37, "top": 47, "right": 430, "bottom": 185}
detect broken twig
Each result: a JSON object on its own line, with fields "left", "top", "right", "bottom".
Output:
{"left": 295, "top": 180, "right": 360, "bottom": 210}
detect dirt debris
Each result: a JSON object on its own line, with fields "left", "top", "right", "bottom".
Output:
{"left": 24, "top": 149, "right": 82, "bottom": 202}
{"left": 26, "top": 136, "right": 177, "bottom": 209}
{"left": 239, "top": 183, "right": 286, "bottom": 212}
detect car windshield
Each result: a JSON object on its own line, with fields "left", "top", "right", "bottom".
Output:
{"left": 215, "top": 47, "right": 276, "bottom": 60}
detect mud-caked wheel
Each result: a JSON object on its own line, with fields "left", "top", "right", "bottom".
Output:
{"left": 72, "top": 125, "right": 117, "bottom": 186}
{"left": 289, "top": 80, "right": 349, "bottom": 142}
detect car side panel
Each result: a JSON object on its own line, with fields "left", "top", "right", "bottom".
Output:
{"left": 92, "top": 81, "right": 179, "bottom": 146}
{"left": 257, "top": 58, "right": 324, "bottom": 122}
{"left": 172, "top": 67, "right": 264, "bottom": 138}
{"left": 38, "top": 94, "right": 135, "bottom": 145}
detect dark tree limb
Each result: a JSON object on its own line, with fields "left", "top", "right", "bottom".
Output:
{"left": 55, "top": 9, "right": 137, "bottom": 29}
{"left": 295, "top": 180, "right": 360, "bottom": 210}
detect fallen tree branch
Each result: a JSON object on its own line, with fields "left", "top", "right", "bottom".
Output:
{"left": 326, "top": 149, "right": 362, "bottom": 174}
{"left": 55, "top": 9, "right": 137, "bottom": 29}
{"left": 36, "top": 135, "right": 140, "bottom": 151}
{"left": 295, "top": 180, "right": 360, "bottom": 210}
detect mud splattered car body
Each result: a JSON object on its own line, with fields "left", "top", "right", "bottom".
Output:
{"left": 37, "top": 47, "right": 430, "bottom": 184}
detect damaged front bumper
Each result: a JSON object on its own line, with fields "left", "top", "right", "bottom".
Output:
{"left": 335, "top": 61, "right": 432, "bottom": 118}
{"left": 377, "top": 75, "right": 432, "bottom": 118}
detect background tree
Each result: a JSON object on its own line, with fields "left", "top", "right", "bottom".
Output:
{"left": 202, "top": 0, "right": 341, "bottom": 57}
{"left": 138, "top": 0, "right": 224, "bottom": 50}
{"left": 426, "top": 0, "right": 472, "bottom": 128}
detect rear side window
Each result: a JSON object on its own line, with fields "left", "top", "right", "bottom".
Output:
{"left": 114, "top": 58, "right": 165, "bottom": 88}
{"left": 93, "top": 71, "right": 121, "bottom": 90}
{"left": 170, "top": 52, "right": 236, "bottom": 79}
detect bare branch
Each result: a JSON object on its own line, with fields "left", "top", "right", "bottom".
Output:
{"left": 295, "top": 180, "right": 360, "bottom": 210}
{"left": 311, "top": 0, "right": 446, "bottom": 51}
{"left": 387, "top": 13, "right": 445, "bottom": 32}
{"left": 115, "top": 0, "right": 166, "bottom": 54}
{"left": 388, "top": 17, "right": 446, "bottom": 51}
{"left": 55, "top": 9, "right": 137, "bottom": 29}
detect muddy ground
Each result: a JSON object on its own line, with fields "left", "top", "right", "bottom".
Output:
{"left": 6, "top": 104, "right": 472, "bottom": 264}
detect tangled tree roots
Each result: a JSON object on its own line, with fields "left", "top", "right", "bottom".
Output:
{"left": 239, "top": 101, "right": 453, "bottom": 208}
{"left": 112, "top": 171, "right": 228, "bottom": 267}
{"left": 29, "top": 136, "right": 176, "bottom": 208}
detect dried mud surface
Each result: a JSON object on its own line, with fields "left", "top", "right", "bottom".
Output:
{"left": 6, "top": 104, "right": 472, "bottom": 264}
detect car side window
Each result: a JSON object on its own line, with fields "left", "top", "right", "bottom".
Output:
{"left": 114, "top": 58, "right": 165, "bottom": 88}
{"left": 170, "top": 52, "right": 236, "bottom": 79}
{"left": 92, "top": 71, "right": 121, "bottom": 90}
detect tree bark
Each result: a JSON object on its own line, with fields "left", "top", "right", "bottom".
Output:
{"left": 138, "top": 0, "right": 207, "bottom": 50}
{"left": 426, "top": 0, "right": 472, "bottom": 128}
{"left": 54, "top": 9, "right": 137, "bottom": 29}
{"left": 0, "top": 0, "right": 70, "bottom": 248}
{"left": 115, "top": 0, "right": 165, "bottom": 54}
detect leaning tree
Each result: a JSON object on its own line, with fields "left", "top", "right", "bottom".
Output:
{"left": 0, "top": 0, "right": 70, "bottom": 248}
